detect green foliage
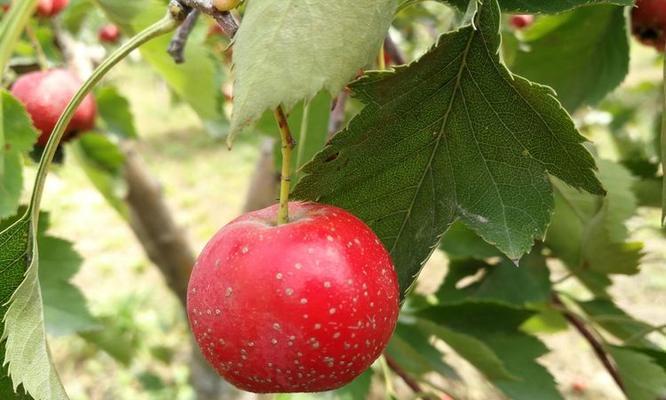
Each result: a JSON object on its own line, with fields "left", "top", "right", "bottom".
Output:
{"left": 419, "top": 303, "right": 563, "bottom": 400}
{"left": 294, "top": 0, "right": 602, "bottom": 296}
{"left": 229, "top": 0, "right": 396, "bottom": 142}
{"left": 436, "top": 252, "right": 551, "bottom": 307}
{"left": 0, "top": 91, "right": 38, "bottom": 219}
{"left": 546, "top": 160, "right": 643, "bottom": 294}
{"left": 95, "top": 86, "right": 138, "bottom": 139}
{"left": 39, "top": 234, "right": 99, "bottom": 337}
{"left": 609, "top": 346, "right": 666, "bottom": 400}
{"left": 510, "top": 5, "right": 629, "bottom": 112}
{"left": 70, "top": 133, "right": 129, "bottom": 217}
{"left": 0, "top": 215, "right": 68, "bottom": 399}
{"left": 441, "top": 0, "right": 633, "bottom": 13}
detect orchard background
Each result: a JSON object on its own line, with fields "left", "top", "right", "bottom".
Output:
{"left": 0, "top": 0, "right": 665, "bottom": 399}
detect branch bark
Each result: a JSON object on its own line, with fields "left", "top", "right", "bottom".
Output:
{"left": 168, "top": 9, "right": 201, "bottom": 64}
{"left": 384, "top": 354, "right": 443, "bottom": 400}
{"left": 552, "top": 294, "right": 626, "bottom": 395}
{"left": 177, "top": 0, "right": 239, "bottom": 37}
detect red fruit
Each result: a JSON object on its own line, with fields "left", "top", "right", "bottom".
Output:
{"left": 187, "top": 202, "right": 400, "bottom": 393}
{"left": 509, "top": 14, "right": 534, "bottom": 29}
{"left": 98, "top": 24, "right": 120, "bottom": 44}
{"left": 11, "top": 69, "right": 96, "bottom": 146}
{"left": 632, "top": 0, "right": 666, "bottom": 50}
{"left": 36, "top": 0, "right": 68, "bottom": 17}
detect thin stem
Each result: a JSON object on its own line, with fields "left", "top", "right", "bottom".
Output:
{"left": 384, "top": 354, "right": 444, "bottom": 400}
{"left": 274, "top": 106, "right": 295, "bottom": 225}
{"left": 552, "top": 294, "right": 626, "bottom": 395}
{"left": 624, "top": 323, "right": 666, "bottom": 346}
{"left": 168, "top": 9, "right": 200, "bottom": 64}
{"left": 25, "top": 24, "right": 48, "bottom": 70}
{"left": 29, "top": 10, "right": 182, "bottom": 219}
{"left": 0, "top": 0, "right": 39, "bottom": 72}
{"left": 378, "top": 43, "right": 386, "bottom": 70}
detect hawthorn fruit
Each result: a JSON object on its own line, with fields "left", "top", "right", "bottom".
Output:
{"left": 98, "top": 24, "right": 120, "bottom": 44}
{"left": 36, "top": 0, "right": 68, "bottom": 17}
{"left": 631, "top": 0, "right": 666, "bottom": 50}
{"left": 11, "top": 69, "right": 96, "bottom": 146}
{"left": 187, "top": 202, "right": 400, "bottom": 393}
{"left": 509, "top": 14, "right": 534, "bottom": 29}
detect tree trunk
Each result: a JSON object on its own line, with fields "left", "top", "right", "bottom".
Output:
{"left": 122, "top": 145, "right": 239, "bottom": 400}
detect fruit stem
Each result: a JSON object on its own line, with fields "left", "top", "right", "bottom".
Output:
{"left": 28, "top": 7, "right": 183, "bottom": 218}
{"left": 25, "top": 24, "right": 48, "bottom": 70}
{"left": 378, "top": 43, "right": 386, "bottom": 70}
{"left": 274, "top": 105, "right": 295, "bottom": 225}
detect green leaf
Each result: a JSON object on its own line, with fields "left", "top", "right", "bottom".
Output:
{"left": 608, "top": 346, "right": 666, "bottom": 400}
{"left": 69, "top": 134, "right": 129, "bottom": 217}
{"left": 442, "top": 0, "right": 633, "bottom": 13}
{"left": 294, "top": 0, "right": 602, "bottom": 296}
{"left": 416, "top": 318, "right": 516, "bottom": 381}
{"left": 510, "top": 5, "right": 629, "bottom": 112}
{"left": 578, "top": 299, "right": 655, "bottom": 347}
{"left": 0, "top": 342, "right": 30, "bottom": 399}
{"left": 39, "top": 234, "right": 99, "bottom": 337}
{"left": 546, "top": 160, "right": 642, "bottom": 287}
{"left": 386, "top": 322, "right": 457, "bottom": 378}
{"left": 0, "top": 91, "right": 39, "bottom": 219}
{"left": 436, "top": 251, "right": 551, "bottom": 307}
{"left": 229, "top": 0, "right": 396, "bottom": 141}
{"left": 418, "top": 303, "right": 563, "bottom": 400}
{"left": 95, "top": 86, "right": 138, "bottom": 139}
{"left": 0, "top": 215, "right": 68, "bottom": 399}
{"left": 439, "top": 221, "right": 503, "bottom": 260}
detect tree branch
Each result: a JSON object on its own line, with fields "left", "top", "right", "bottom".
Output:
{"left": 168, "top": 9, "right": 201, "bottom": 64}
{"left": 384, "top": 354, "right": 442, "bottom": 400}
{"left": 177, "top": 0, "right": 239, "bottom": 37}
{"left": 552, "top": 294, "right": 626, "bottom": 395}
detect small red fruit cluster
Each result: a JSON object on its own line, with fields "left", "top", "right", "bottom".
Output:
{"left": 631, "top": 0, "right": 666, "bottom": 51}
{"left": 187, "top": 202, "right": 400, "bottom": 393}
{"left": 11, "top": 69, "right": 96, "bottom": 146}
{"left": 98, "top": 24, "right": 121, "bottom": 44}
{"left": 36, "top": 0, "right": 69, "bottom": 17}
{"left": 509, "top": 14, "right": 534, "bottom": 30}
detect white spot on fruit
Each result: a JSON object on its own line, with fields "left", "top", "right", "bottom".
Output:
{"left": 300, "top": 298, "right": 308, "bottom": 304}
{"left": 226, "top": 287, "right": 233, "bottom": 297}
{"left": 276, "top": 273, "right": 283, "bottom": 280}
{"left": 285, "top": 288, "right": 294, "bottom": 296}
{"left": 326, "top": 235, "right": 334, "bottom": 242}
{"left": 294, "top": 262, "right": 303, "bottom": 270}
{"left": 271, "top": 338, "right": 278, "bottom": 345}
{"left": 273, "top": 323, "right": 281, "bottom": 331}
{"left": 329, "top": 308, "right": 336, "bottom": 315}
{"left": 314, "top": 323, "right": 322, "bottom": 330}
{"left": 324, "top": 281, "right": 331, "bottom": 288}
{"left": 241, "top": 246, "right": 249, "bottom": 254}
